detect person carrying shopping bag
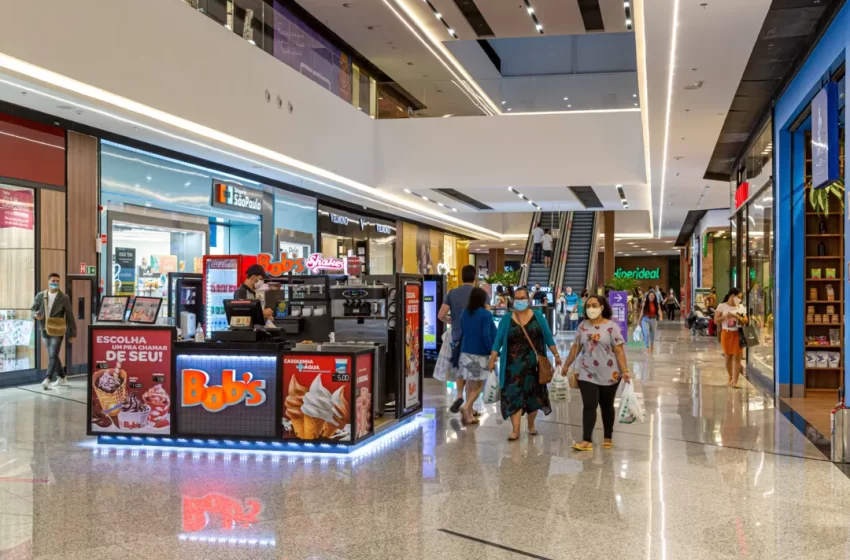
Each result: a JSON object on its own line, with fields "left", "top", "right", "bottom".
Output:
{"left": 457, "top": 287, "right": 497, "bottom": 424}
{"left": 488, "top": 287, "right": 561, "bottom": 441}
{"left": 32, "top": 273, "right": 77, "bottom": 390}
{"left": 637, "top": 290, "right": 662, "bottom": 354}
{"left": 715, "top": 288, "right": 748, "bottom": 388}
{"left": 561, "top": 295, "right": 631, "bottom": 451}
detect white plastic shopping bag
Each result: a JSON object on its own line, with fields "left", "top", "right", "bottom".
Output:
{"left": 632, "top": 326, "right": 643, "bottom": 343}
{"left": 483, "top": 367, "right": 500, "bottom": 404}
{"left": 433, "top": 330, "right": 454, "bottom": 382}
{"left": 549, "top": 374, "right": 569, "bottom": 402}
{"left": 618, "top": 382, "right": 645, "bottom": 424}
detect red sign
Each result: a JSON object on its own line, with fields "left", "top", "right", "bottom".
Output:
{"left": 0, "top": 187, "right": 33, "bottom": 230}
{"left": 257, "top": 252, "right": 345, "bottom": 276}
{"left": 90, "top": 328, "right": 172, "bottom": 434}
{"left": 79, "top": 263, "right": 87, "bottom": 274}
{"left": 404, "top": 283, "right": 421, "bottom": 410}
{"left": 282, "top": 354, "right": 352, "bottom": 441}
{"left": 355, "top": 352, "right": 373, "bottom": 440}
{"left": 181, "top": 369, "right": 267, "bottom": 412}
{"left": 735, "top": 181, "right": 749, "bottom": 209}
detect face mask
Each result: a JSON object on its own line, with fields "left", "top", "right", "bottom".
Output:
{"left": 566, "top": 290, "right": 572, "bottom": 295}
{"left": 514, "top": 300, "right": 529, "bottom": 312}
{"left": 733, "top": 297, "right": 741, "bottom": 306}
{"left": 254, "top": 279, "right": 264, "bottom": 289}
{"left": 49, "top": 282, "right": 59, "bottom": 290}
{"left": 586, "top": 307, "right": 602, "bottom": 320}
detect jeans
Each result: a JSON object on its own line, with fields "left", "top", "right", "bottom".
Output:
{"left": 42, "top": 334, "right": 65, "bottom": 381}
{"left": 641, "top": 317, "right": 657, "bottom": 348}
{"left": 532, "top": 242, "right": 543, "bottom": 263}
{"left": 578, "top": 380, "right": 620, "bottom": 442}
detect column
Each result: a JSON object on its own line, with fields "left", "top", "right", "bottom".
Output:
{"left": 603, "top": 211, "right": 615, "bottom": 284}
{"left": 488, "top": 248, "right": 504, "bottom": 275}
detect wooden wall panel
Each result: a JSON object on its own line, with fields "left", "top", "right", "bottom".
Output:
{"left": 40, "top": 190, "right": 66, "bottom": 250}
{"left": 38, "top": 249, "right": 65, "bottom": 369}
{"left": 66, "top": 131, "right": 98, "bottom": 368}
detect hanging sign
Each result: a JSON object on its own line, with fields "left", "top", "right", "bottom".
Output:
{"left": 613, "top": 267, "right": 661, "bottom": 280}
{"left": 734, "top": 182, "right": 749, "bottom": 209}
{"left": 811, "top": 82, "right": 840, "bottom": 190}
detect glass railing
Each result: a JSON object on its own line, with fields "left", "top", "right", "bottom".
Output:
{"left": 181, "top": 1, "right": 639, "bottom": 119}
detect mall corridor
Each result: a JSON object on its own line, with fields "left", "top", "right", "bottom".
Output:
{"left": 0, "top": 323, "right": 845, "bottom": 560}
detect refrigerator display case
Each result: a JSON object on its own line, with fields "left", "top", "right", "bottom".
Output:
{"left": 167, "top": 273, "right": 203, "bottom": 337}
{"left": 201, "top": 255, "right": 257, "bottom": 336}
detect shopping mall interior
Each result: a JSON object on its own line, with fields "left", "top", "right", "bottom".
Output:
{"left": 1, "top": 0, "right": 850, "bottom": 558}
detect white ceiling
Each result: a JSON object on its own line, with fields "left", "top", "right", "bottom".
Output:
{"left": 641, "top": 0, "right": 772, "bottom": 238}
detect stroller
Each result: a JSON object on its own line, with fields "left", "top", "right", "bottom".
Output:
{"left": 687, "top": 304, "right": 713, "bottom": 336}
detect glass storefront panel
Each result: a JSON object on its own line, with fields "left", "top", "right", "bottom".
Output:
{"left": 0, "top": 184, "right": 35, "bottom": 372}
{"left": 317, "top": 205, "right": 395, "bottom": 274}
{"left": 746, "top": 188, "right": 774, "bottom": 381}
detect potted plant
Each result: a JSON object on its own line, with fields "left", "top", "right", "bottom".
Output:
{"left": 810, "top": 177, "right": 845, "bottom": 217}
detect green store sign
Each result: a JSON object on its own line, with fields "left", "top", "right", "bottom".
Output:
{"left": 613, "top": 267, "right": 661, "bottom": 280}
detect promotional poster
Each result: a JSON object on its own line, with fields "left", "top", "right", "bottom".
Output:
{"left": 114, "top": 247, "right": 136, "bottom": 296}
{"left": 423, "top": 280, "right": 437, "bottom": 351}
{"left": 282, "top": 354, "right": 352, "bottom": 441}
{"left": 354, "top": 353, "right": 373, "bottom": 440}
{"left": 404, "top": 283, "right": 421, "bottom": 410}
{"left": 90, "top": 329, "right": 172, "bottom": 434}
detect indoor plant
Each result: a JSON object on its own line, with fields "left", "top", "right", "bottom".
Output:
{"left": 810, "top": 177, "right": 845, "bottom": 217}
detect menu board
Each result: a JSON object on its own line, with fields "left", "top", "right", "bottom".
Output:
{"left": 423, "top": 280, "right": 437, "bottom": 351}
{"left": 129, "top": 297, "right": 162, "bottom": 324}
{"left": 282, "top": 354, "right": 352, "bottom": 441}
{"left": 98, "top": 296, "right": 129, "bottom": 322}
{"left": 404, "top": 283, "right": 421, "bottom": 410}
{"left": 90, "top": 328, "right": 172, "bottom": 434}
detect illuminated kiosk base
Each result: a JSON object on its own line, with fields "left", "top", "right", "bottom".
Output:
{"left": 94, "top": 411, "right": 424, "bottom": 456}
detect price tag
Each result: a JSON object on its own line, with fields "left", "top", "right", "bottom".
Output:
{"left": 152, "top": 374, "right": 166, "bottom": 383}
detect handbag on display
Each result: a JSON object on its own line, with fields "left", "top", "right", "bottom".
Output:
{"left": 517, "top": 318, "right": 555, "bottom": 384}
{"left": 43, "top": 293, "right": 67, "bottom": 337}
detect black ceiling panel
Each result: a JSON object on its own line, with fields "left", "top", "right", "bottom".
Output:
{"left": 452, "top": 0, "right": 495, "bottom": 37}
{"left": 577, "top": 0, "right": 605, "bottom": 32}
{"left": 568, "top": 186, "right": 604, "bottom": 209}
{"left": 675, "top": 210, "right": 708, "bottom": 247}
{"left": 704, "top": 0, "right": 842, "bottom": 181}
{"left": 434, "top": 188, "right": 493, "bottom": 210}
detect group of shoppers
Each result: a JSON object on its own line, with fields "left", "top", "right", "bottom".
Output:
{"left": 530, "top": 222, "right": 554, "bottom": 267}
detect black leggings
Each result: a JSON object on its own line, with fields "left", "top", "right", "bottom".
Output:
{"left": 666, "top": 304, "right": 677, "bottom": 320}
{"left": 578, "top": 380, "right": 620, "bottom": 442}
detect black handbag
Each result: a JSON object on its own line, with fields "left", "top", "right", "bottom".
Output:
{"left": 739, "top": 325, "right": 759, "bottom": 348}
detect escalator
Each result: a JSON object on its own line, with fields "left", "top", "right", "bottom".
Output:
{"left": 526, "top": 212, "right": 560, "bottom": 286}
{"left": 557, "top": 211, "right": 598, "bottom": 293}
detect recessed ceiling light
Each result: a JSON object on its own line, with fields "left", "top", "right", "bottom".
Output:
{"left": 536, "top": 23, "right": 543, "bottom": 32}
{"left": 632, "top": 94, "right": 637, "bottom": 98}
{"left": 567, "top": 104, "right": 572, "bottom": 108}
{"left": 563, "top": 97, "right": 569, "bottom": 101}
{"left": 634, "top": 103, "right": 638, "bottom": 107}
{"left": 404, "top": 189, "right": 412, "bottom": 193}
{"left": 501, "top": 101, "right": 506, "bottom": 105}
{"left": 507, "top": 108, "right": 512, "bottom": 111}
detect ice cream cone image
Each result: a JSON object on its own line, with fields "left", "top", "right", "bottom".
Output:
{"left": 285, "top": 376, "right": 308, "bottom": 438}
{"left": 92, "top": 366, "right": 127, "bottom": 417}
{"left": 332, "top": 388, "right": 350, "bottom": 429}
{"left": 301, "top": 377, "right": 335, "bottom": 440}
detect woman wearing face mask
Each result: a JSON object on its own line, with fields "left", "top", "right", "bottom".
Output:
{"left": 715, "top": 288, "right": 748, "bottom": 388}
{"left": 637, "top": 290, "right": 662, "bottom": 353}
{"left": 489, "top": 287, "right": 561, "bottom": 441}
{"left": 561, "top": 295, "right": 630, "bottom": 451}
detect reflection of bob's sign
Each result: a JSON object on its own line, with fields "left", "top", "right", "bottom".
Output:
{"left": 182, "top": 369, "right": 267, "bottom": 412}
{"left": 213, "top": 182, "right": 262, "bottom": 214}
{"left": 614, "top": 267, "right": 661, "bottom": 280}
{"left": 257, "top": 252, "right": 343, "bottom": 275}
{"left": 182, "top": 493, "right": 261, "bottom": 532}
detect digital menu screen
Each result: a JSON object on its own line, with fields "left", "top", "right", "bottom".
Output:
{"left": 129, "top": 297, "right": 162, "bottom": 324}
{"left": 423, "top": 280, "right": 437, "bottom": 351}
{"left": 98, "top": 296, "right": 129, "bottom": 322}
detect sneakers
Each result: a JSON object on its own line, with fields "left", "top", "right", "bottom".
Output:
{"left": 50, "top": 377, "right": 68, "bottom": 389}
{"left": 41, "top": 379, "right": 51, "bottom": 391}
{"left": 449, "top": 398, "right": 464, "bottom": 414}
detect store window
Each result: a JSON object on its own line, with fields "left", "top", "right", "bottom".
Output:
{"left": 317, "top": 205, "right": 395, "bottom": 274}
{"left": 746, "top": 187, "right": 774, "bottom": 380}
{"left": 275, "top": 190, "right": 317, "bottom": 261}
{"left": 0, "top": 184, "right": 35, "bottom": 372}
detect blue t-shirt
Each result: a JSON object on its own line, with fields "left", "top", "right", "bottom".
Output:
{"left": 565, "top": 293, "right": 579, "bottom": 310}
{"left": 444, "top": 284, "right": 474, "bottom": 342}
{"left": 460, "top": 308, "right": 497, "bottom": 355}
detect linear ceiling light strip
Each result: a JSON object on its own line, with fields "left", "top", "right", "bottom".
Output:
{"left": 404, "top": 188, "right": 458, "bottom": 212}
{"left": 0, "top": 55, "right": 503, "bottom": 239}
{"left": 522, "top": 0, "right": 544, "bottom": 34}
{"left": 623, "top": 0, "right": 633, "bottom": 30}
{"left": 423, "top": 0, "right": 458, "bottom": 38}
{"left": 657, "top": 0, "right": 680, "bottom": 238}
{"left": 507, "top": 186, "right": 541, "bottom": 210}
{"left": 633, "top": 0, "right": 654, "bottom": 237}
{"left": 616, "top": 184, "right": 629, "bottom": 209}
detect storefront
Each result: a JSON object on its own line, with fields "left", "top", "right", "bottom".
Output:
{"left": 772, "top": 2, "right": 847, "bottom": 437}
{"left": 317, "top": 204, "right": 396, "bottom": 275}
{"left": 99, "top": 142, "right": 317, "bottom": 303}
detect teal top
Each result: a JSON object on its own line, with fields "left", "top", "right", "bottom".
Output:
{"left": 491, "top": 309, "right": 556, "bottom": 388}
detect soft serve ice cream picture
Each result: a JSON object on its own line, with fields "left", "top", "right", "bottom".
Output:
{"left": 283, "top": 355, "right": 353, "bottom": 441}
{"left": 90, "top": 329, "right": 172, "bottom": 435}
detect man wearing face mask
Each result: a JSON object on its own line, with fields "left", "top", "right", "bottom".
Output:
{"left": 32, "top": 273, "right": 76, "bottom": 390}
{"left": 234, "top": 264, "right": 274, "bottom": 320}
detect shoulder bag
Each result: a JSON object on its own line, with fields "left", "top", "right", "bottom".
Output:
{"left": 43, "top": 293, "right": 67, "bottom": 337}
{"left": 516, "top": 315, "right": 555, "bottom": 384}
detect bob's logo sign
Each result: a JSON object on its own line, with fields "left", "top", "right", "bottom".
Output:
{"left": 182, "top": 369, "right": 266, "bottom": 412}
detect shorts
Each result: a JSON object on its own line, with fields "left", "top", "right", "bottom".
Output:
{"left": 721, "top": 329, "right": 742, "bottom": 356}
{"left": 543, "top": 250, "right": 553, "bottom": 258}
{"left": 456, "top": 353, "right": 490, "bottom": 381}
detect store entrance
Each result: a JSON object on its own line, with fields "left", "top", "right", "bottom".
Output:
{"left": 66, "top": 274, "right": 97, "bottom": 375}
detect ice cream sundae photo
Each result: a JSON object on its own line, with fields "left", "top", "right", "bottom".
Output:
{"left": 284, "top": 375, "right": 350, "bottom": 441}
{"left": 118, "top": 392, "right": 150, "bottom": 430}
{"left": 143, "top": 384, "right": 171, "bottom": 429}
{"left": 355, "top": 387, "right": 371, "bottom": 438}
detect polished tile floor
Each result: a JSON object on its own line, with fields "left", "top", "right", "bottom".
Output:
{"left": 1, "top": 323, "right": 848, "bottom": 559}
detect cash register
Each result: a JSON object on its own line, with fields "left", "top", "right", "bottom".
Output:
{"left": 211, "top": 299, "right": 278, "bottom": 342}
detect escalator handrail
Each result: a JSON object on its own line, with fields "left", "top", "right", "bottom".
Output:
{"left": 548, "top": 211, "right": 571, "bottom": 290}
{"left": 585, "top": 213, "right": 602, "bottom": 293}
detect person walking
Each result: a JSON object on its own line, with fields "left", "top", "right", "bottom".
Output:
{"left": 458, "top": 287, "right": 497, "bottom": 424}
{"left": 531, "top": 222, "right": 544, "bottom": 264}
{"left": 438, "top": 264, "right": 477, "bottom": 413}
{"left": 32, "top": 273, "right": 76, "bottom": 390}
{"left": 637, "top": 290, "right": 662, "bottom": 353}
{"left": 715, "top": 288, "right": 748, "bottom": 388}
{"left": 561, "top": 295, "right": 630, "bottom": 451}
{"left": 663, "top": 289, "right": 680, "bottom": 321}
{"left": 489, "top": 287, "right": 561, "bottom": 441}
{"left": 542, "top": 228, "right": 554, "bottom": 268}
{"left": 579, "top": 290, "right": 589, "bottom": 318}
{"left": 564, "top": 287, "right": 580, "bottom": 331}
{"left": 556, "top": 290, "right": 568, "bottom": 330}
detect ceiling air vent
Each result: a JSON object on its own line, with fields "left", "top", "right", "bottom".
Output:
{"left": 434, "top": 188, "right": 493, "bottom": 210}
{"left": 568, "top": 186, "right": 604, "bottom": 209}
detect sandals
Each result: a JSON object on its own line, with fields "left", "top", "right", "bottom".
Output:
{"left": 508, "top": 434, "right": 520, "bottom": 442}
{"left": 572, "top": 442, "right": 593, "bottom": 451}
{"left": 602, "top": 440, "right": 614, "bottom": 449}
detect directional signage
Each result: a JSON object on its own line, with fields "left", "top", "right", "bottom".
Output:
{"left": 609, "top": 291, "right": 629, "bottom": 342}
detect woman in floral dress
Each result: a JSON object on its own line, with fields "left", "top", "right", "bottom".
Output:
{"left": 489, "top": 287, "right": 561, "bottom": 441}
{"left": 561, "top": 295, "right": 631, "bottom": 451}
